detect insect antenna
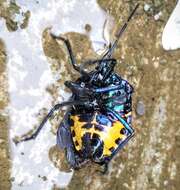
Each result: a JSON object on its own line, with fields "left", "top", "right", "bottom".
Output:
{"left": 102, "top": 3, "right": 139, "bottom": 59}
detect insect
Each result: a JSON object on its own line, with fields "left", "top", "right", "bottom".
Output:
{"left": 16, "top": 4, "right": 139, "bottom": 173}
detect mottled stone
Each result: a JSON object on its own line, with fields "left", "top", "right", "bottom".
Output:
{"left": 136, "top": 100, "right": 145, "bottom": 116}
{"left": 0, "top": 0, "right": 180, "bottom": 190}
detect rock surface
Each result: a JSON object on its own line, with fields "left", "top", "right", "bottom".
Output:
{"left": 0, "top": 0, "right": 180, "bottom": 190}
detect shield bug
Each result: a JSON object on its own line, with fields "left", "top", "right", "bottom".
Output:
{"left": 16, "top": 4, "right": 139, "bottom": 173}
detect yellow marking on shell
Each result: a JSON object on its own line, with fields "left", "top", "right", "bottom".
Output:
{"left": 71, "top": 113, "right": 99, "bottom": 151}
{"left": 100, "top": 120, "right": 126, "bottom": 156}
{"left": 71, "top": 113, "right": 127, "bottom": 156}
{"left": 70, "top": 115, "right": 86, "bottom": 151}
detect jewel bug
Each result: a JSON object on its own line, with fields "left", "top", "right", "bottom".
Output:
{"left": 16, "top": 4, "right": 139, "bottom": 173}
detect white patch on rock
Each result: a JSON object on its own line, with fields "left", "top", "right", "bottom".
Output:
{"left": 144, "top": 4, "right": 151, "bottom": 12}
{"left": 154, "top": 11, "right": 162, "bottom": 21}
{"left": 162, "top": 1, "right": 180, "bottom": 50}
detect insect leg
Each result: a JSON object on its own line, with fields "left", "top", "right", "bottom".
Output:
{"left": 95, "top": 159, "right": 109, "bottom": 174}
{"left": 14, "top": 100, "right": 89, "bottom": 144}
{"left": 50, "top": 33, "right": 77, "bottom": 69}
{"left": 50, "top": 33, "right": 88, "bottom": 77}
{"left": 65, "top": 82, "right": 124, "bottom": 98}
{"left": 92, "top": 84, "right": 123, "bottom": 93}
{"left": 101, "top": 162, "right": 109, "bottom": 174}
{"left": 80, "top": 58, "right": 115, "bottom": 70}
{"left": 102, "top": 4, "right": 139, "bottom": 59}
